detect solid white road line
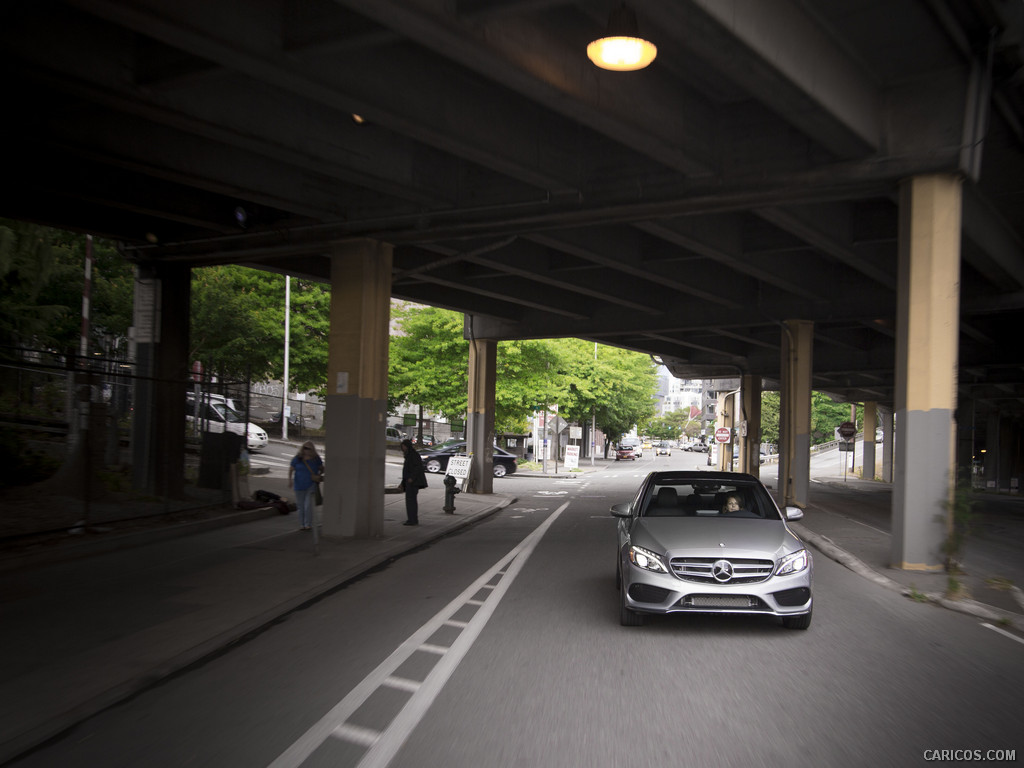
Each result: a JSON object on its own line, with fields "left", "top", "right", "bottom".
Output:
{"left": 267, "top": 501, "right": 570, "bottom": 768}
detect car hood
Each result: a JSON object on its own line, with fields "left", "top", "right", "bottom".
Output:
{"left": 630, "top": 518, "right": 802, "bottom": 559}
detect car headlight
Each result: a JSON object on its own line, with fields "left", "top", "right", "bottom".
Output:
{"left": 775, "top": 549, "right": 809, "bottom": 576}
{"left": 629, "top": 545, "right": 668, "bottom": 574}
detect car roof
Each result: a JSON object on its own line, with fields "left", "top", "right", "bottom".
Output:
{"left": 647, "top": 470, "right": 761, "bottom": 484}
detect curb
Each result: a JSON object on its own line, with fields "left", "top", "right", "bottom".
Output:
{"left": 1, "top": 495, "right": 516, "bottom": 766}
{"left": 0, "top": 505, "right": 283, "bottom": 573}
{"left": 790, "top": 522, "right": 1022, "bottom": 624}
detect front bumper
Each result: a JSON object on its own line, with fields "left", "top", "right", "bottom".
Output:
{"left": 621, "top": 557, "right": 812, "bottom": 617}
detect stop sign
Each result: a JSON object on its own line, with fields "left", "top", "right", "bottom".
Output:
{"left": 838, "top": 421, "right": 857, "bottom": 439}
{"left": 715, "top": 427, "right": 731, "bottom": 443}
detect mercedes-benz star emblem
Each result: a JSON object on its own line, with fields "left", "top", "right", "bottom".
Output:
{"left": 712, "top": 559, "right": 734, "bottom": 582}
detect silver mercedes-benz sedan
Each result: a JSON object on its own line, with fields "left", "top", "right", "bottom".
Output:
{"left": 611, "top": 471, "right": 813, "bottom": 629}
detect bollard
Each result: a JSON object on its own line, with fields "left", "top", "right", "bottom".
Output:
{"left": 443, "top": 473, "right": 461, "bottom": 514}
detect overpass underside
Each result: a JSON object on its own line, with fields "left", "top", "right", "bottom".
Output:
{"left": 4, "top": 1, "right": 1024, "bottom": 569}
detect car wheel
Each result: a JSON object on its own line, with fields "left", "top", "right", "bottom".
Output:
{"left": 492, "top": 463, "right": 507, "bottom": 477}
{"left": 782, "top": 610, "right": 812, "bottom": 630}
{"left": 620, "top": 585, "right": 645, "bottom": 626}
{"left": 425, "top": 458, "right": 442, "bottom": 473}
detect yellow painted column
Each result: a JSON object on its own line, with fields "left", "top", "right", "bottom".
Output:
{"left": 892, "top": 174, "right": 961, "bottom": 570}
{"left": 778, "top": 320, "right": 813, "bottom": 508}
{"left": 467, "top": 337, "right": 497, "bottom": 494}
{"left": 862, "top": 401, "right": 877, "bottom": 481}
{"left": 323, "top": 239, "right": 392, "bottom": 538}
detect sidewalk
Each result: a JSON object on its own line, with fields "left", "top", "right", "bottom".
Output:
{"left": 0, "top": 481, "right": 516, "bottom": 765}
{"left": 2, "top": 460, "right": 1022, "bottom": 765}
{"left": 795, "top": 475, "right": 1024, "bottom": 624}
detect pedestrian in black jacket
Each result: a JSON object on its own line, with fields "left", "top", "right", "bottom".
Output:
{"left": 399, "top": 439, "right": 428, "bottom": 525}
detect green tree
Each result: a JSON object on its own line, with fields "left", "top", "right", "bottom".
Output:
{"left": 0, "top": 221, "right": 133, "bottom": 353}
{"left": 388, "top": 305, "right": 469, "bottom": 422}
{"left": 760, "top": 389, "right": 855, "bottom": 447}
{"left": 761, "top": 391, "right": 780, "bottom": 445}
{"left": 388, "top": 306, "right": 658, "bottom": 446}
{"left": 189, "top": 267, "right": 330, "bottom": 392}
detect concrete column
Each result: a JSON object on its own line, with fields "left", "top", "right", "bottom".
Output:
{"left": 983, "top": 412, "right": 1000, "bottom": 490}
{"left": 863, "top": 401, "right": 877, "bottom": 481}
{"left": 324, "top": 239, "right": 392, "bottom": 538}
{"left": 881, "top": 407, "right": 895, "bottom": 483}
{"left": 715, "top": 390, "right": 731, "bottom": 471}
{"left": 467, "top": 338, "right": 497, "bottom": 494}
{"left": 131, "top": 262, "right": 189, "bottom": 498}
{"left": 778, "top": 320, "right": 813, "bottom": 507}
{"left": 739, "top": 374, "right": 762, "bottom": 476}
{"left": 892, "top": 174, "right": 961, "bottom": 570}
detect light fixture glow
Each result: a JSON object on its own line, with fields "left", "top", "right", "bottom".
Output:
{"left": 587, "top": 6, "right": 656, "bottom": 71}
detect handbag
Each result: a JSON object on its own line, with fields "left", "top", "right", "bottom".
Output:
{"left": 304, "top": 459, "right": 324, "bottom": 505}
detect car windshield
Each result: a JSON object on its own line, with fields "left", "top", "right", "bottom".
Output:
{"left": 211, "top": 403, "right": 245, "bottom": 424}
{"left": 640, "top": 478, "right": 781, "bottom": 520}
{"left": 434, "top": 440, "right": 465, "bottom": 452}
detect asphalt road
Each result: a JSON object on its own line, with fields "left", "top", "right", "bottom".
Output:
{"left": 12, "top": 458, "right": 1023, "bottom": 768}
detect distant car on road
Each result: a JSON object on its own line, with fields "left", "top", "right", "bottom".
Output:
{"left": 656, "top": 441, "right": 672, "bottom": 456}
{"left": 615, "top": 445, "right": 637, "bottom": 461}
{"left": 611, "top": 470, "right": 813, "bottom": 629}
{"left": 419, "top": 441, "right": 518, "bottom": 477}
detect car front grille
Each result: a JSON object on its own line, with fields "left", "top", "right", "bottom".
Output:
{"left": 669, "top": 557, "right": 775, "bottom": 584}
{"left": 679, "top": 594, "right": 768, "bottom": 610}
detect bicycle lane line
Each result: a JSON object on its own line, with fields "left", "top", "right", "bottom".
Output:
{"left": 267, "top": 501, "right": 571, "bottom": 768}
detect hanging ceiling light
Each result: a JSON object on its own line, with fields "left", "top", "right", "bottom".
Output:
{"left": 587, "top": 5, "right": 657, "bottom": 71}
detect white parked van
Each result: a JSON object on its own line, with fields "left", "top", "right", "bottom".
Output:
{"left": 186, "top": 394, "right": 268, "bottom": 451}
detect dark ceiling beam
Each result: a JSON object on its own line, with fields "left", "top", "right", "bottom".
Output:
{"left": 756, "top": 205, "right": 895, "bottom": 287}
{"left": 681, "top": 0, "right": 881, "bottom": 156}
{"left": 962, "top": 185, "right": 1024, "bottom": 289}
{"left": 63, "top": 0, "right": 584, "bottom": 193}
{"left": 635, "top": 219, "right": 822, "bottom": 302}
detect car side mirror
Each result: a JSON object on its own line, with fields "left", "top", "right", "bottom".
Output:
{"left": 610, "top": 503, "right": 632, "bottom": 518}
{"left": 784, "top": 506, "right": 803, "bottom": 521}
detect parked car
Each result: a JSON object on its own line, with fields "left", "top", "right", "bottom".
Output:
{"left": 419, "top": 441, "right": 518, "bottom": 477}
{"left": 615, "top": 445, "right": 637, "bottom": 461}
{"left": 186, "top": 396, "right": 268, "bottom": 451}
{"left": 269, "top": 411, "right": 309, "bottom": 428}
{"left": 385, "top": 426, "right": 406, "bottom": 442}
{"left": 610, "top": 471, "right": 812, "bottom": 629}
{"left": 656, "top": 441, "right": 672, "bottom": 456}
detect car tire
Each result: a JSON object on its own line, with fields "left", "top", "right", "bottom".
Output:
{"left": 493, "top": 463, "right": 507, "bottom": 477}
{"left": 782, "top": 610, "right": 812, "bottom": 630}
{"left": 620, "top": 586, "right": 645, "bottom": 626}
{"left": 425, "top": 459, "right": 442, "bottom": 473}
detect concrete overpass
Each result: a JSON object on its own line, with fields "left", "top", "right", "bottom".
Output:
{"left": 4, "top": 0, "right": 1024, "bottom": 569}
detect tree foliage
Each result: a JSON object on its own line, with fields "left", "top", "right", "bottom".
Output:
{"left": 189, "top": 267, "right": 330, "bottom": 393}
{"left": 388, "top": 305, "right": 658, "bottom": 440}
{"left": 760, "top": 389, "right": 857, "bottom": 446}
{"left": 0, "top": 221, "right": 133, "bottom": 353}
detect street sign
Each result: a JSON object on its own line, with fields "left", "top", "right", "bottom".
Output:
{"left": 446, "top": 456, "right": 471, "bottom": 479}
{"left": 564, "top": 445, "right": 579, "bottom": 469}
{"left": 715, "top": 427, "right": 731, "bottom": 443}
{"left": 838, "top": 421, "right": 857, "bottom": 439}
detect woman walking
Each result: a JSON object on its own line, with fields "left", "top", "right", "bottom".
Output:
{"left": 288, "top": 441, "right": 324, "bottom": 531}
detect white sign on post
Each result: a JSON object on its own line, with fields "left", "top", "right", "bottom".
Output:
{"left": 446, "top": 456, "right": 471, "bottom": 479}
{"left": 446, "top": 455, "right": 473, "bottom": 492}
{"left": 564, "top": 445, "right": 580, "bottom": 470}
